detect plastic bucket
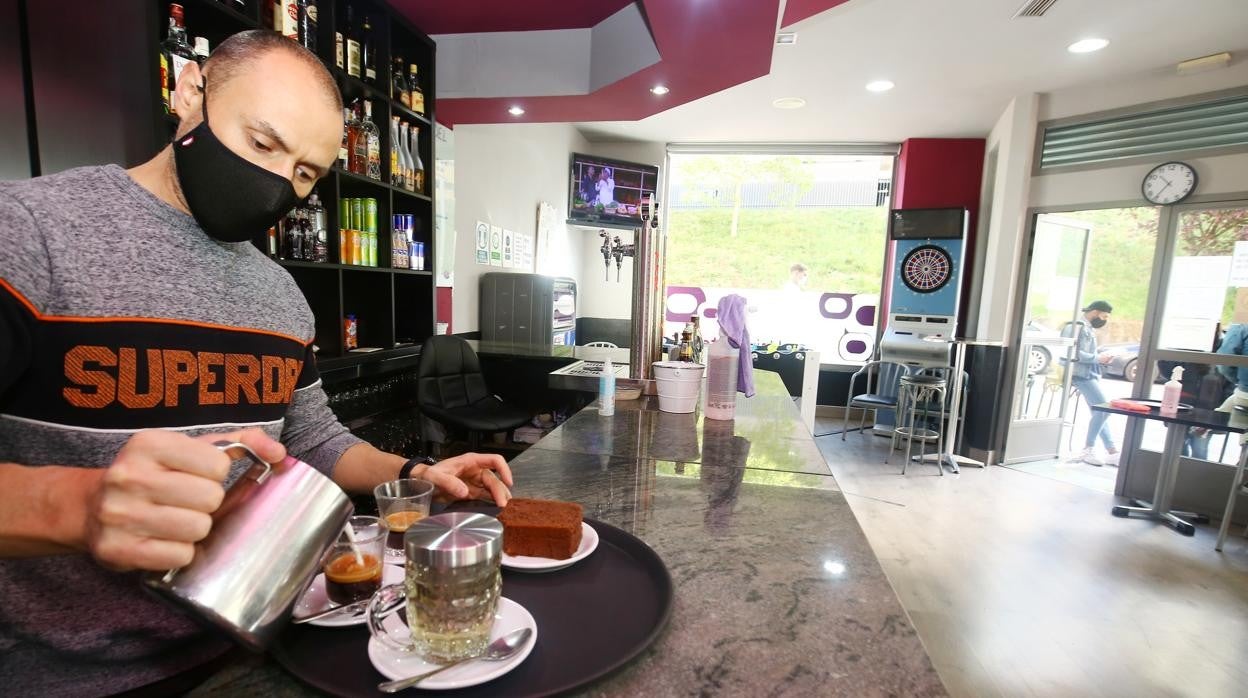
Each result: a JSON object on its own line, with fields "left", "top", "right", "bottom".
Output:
{"left": 653, "top": 361, "right": 704, "bottom": 413}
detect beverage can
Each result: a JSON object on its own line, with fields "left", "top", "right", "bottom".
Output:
{"left": 364, "top": 198, "right": 378, "bottom": 233}
{"left": 404, "top": 214, "right": 415, "bottom": 236}
{"left": 339, "top": 198, "right": 350, "bottom": 231}
{"left": 409, "top": 239, "right": 418, "bottom": 270}
{"left": 350, "top": 198, "right": 363, "bottom": 232}
{"left": 349, "top": 229, "right": 361, "bottom": 265}
{"left": 415, "top": 242, "right": 424, "bottom": 271}
{"left": 367, "top": 232, "right": 377, "bottom": 267}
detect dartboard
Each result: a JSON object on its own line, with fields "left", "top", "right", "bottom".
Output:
{"left": 900, "top": 245, "right": 952, "bottom": 293}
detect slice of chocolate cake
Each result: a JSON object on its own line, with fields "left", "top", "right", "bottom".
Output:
{"left": 497, "top": 498, "right": 584, "bottom": 560}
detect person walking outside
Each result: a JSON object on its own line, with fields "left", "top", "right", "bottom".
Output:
{"left": 1064, "top": 300, "right": 1119, "bottom": 466}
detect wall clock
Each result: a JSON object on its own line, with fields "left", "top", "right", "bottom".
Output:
{"left": 1141, "top": 161, "right": 1197, "bottom": 205}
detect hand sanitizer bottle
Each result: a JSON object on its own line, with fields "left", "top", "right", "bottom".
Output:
{"left": 599, "top": 358, "right": 615, "bottom": 416}
{"left": 1160, "top": 366, "right": 1184, "bottom": 417}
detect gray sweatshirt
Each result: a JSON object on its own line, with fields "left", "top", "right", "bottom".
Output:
{"left": 0, "top": 165, "right": 362, "bottom": 695}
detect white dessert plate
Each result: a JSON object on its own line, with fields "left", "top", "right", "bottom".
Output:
{"left": 501, "top": 522, "right": 598, "bottom": 572}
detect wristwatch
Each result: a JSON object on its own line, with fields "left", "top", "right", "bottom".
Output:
{"left": 399, "top": 455, "right": 438, "bottom": 480}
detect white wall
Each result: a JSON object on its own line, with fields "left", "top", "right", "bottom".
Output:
{"left": 451, "top": 123, "right": 589, "bottom": 333}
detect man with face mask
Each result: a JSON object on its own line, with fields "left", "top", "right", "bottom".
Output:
{"left": 1062, "top": 300, "right": 1118, "bottom": 466}
{"left": 0, "top": 32, "right": 513, "bottom": 695}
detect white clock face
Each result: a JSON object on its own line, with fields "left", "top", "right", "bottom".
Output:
{"left": 1142, "top": 162, "right": 1196, "bottom": 205}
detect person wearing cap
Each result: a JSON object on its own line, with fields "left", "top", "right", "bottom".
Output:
{"left": 1062, "top": 300, "right": 1118, "bottom": 466}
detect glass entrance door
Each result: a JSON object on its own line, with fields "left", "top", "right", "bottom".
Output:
{"left": 1004, "top": 215, "right": 1090, "bottom": 463}
{"left": 1124, "top": 202, "right": 1248, "bottom": 518}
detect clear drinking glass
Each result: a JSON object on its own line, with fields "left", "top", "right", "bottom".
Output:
{"left": 374, "top": 478, "right": 435, "bottom": 563}
{"left": 322, "top": 515, "right": 386, "bottom": 605}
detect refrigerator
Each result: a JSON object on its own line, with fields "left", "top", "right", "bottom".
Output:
{"left": 480, "top": 273, "right": 577, "bottom": 346}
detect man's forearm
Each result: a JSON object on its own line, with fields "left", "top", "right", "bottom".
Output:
{"left": 0, "top": 462, "right": 95, "bottom": 557}
{"left": 330, "top": 442, "right": 411, "bottom": 495}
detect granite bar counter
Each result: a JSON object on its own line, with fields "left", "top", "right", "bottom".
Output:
{"left": 193, "top": 371, "right": 944, "bottom": 697}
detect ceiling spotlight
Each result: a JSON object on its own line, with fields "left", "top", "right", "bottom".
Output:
{"left": 508, "top": 105, "right": 525, "bottom": 116}
{"left": 776, "top": 32, "right": 797, "bottom": 45}
{"left": 865, "top": 80, "right": 895, "bottom": 93}
{"left": 1067, "top": 38, "right": 1109, "bottom": 54}
{"left": 650, "top": 85, "right": 670, "bottom": 95}
{"left": 772, "top": 97, "right": 806, "bottom": 110}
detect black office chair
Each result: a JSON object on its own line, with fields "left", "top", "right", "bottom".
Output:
{"left": 417, "top": 336, "right": 531, "bottom": 453}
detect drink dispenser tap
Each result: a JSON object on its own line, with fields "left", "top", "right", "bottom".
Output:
{"left": 599, "top": 229, "right": 612, "bottom": 280}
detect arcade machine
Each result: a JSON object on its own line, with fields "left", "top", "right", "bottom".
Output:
{"left": 878, "top": 207, "right": 974, "bottom": 472}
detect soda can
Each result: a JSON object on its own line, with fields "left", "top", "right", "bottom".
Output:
{"left": 338, "top": 198, "right": 350, "bottom": 231}
{"left": 404, "top": 214, "right": 415, "bottom": 236}
{"left": 365, "top": 198, "right": 378, "bottom": 234}
{"left": 409, "top": 239, "right": 418, "bottom": 270}
{"left": 350, "top": 198, "right": 363, "bottom": 232}
{"left": 368, "top": 232, "right": 378, "bottom": 267}
{"left": 415, "top": 242, "right": 424, "bottom": 271}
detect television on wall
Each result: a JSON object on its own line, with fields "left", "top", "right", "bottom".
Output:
{"left": 567, "top": 153, "right": 660, "bottom": 229}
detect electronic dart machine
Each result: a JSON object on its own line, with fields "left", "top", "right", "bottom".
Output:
{"left": 880, "top": 207, "right": 968, "bottom": 366}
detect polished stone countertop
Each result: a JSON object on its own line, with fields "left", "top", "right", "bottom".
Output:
{"left": 465, "top": 339, "right": 631, "bottom": 365}
{"left": 193, "top": 372, "right": 944, "bottom": 696}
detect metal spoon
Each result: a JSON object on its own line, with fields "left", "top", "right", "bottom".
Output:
{"left": 377, "top": 627, "right": 533, "bottom": 693}
{"left": 291, "top": 599, "right": 370, "bottom": 624}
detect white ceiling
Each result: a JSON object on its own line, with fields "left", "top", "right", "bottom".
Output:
{"left": 576, "top": 0, "right": 1248, "bottom": 143}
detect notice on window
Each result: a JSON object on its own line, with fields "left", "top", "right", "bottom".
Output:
{"left": 1230, "top": 241, "right": 1248, "bottom": 287}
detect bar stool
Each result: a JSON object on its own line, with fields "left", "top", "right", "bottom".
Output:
{"left": 887, "top": 372, "right": 947, "bottom": 476}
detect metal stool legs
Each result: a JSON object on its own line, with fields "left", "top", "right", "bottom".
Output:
{"left": 891, "top": 379, "right": 946, "bottom": 476}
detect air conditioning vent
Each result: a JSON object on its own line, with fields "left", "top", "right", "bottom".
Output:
{"left": 1013, "top": 0, "right": 1060, "bottom": 18}
{"left": 1039, "top": 93, "right": 1248, "bottom": 169}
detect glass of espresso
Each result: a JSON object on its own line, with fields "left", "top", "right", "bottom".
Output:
{"left": 374, "top": 478, "right": 435, "bottom": 564}
{"left": 323, "top": 515, "right": 386, "bottom": 605}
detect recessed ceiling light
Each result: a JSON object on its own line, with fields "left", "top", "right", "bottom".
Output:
{"left": 508, "top": 105, "right": 525, "bottom": 116}
{"left": 650, "top": 85, "right": 670, "bottom": 95}
{"left": 772, "top": 97, "right": 806, "bottom": 110}
{"left": 776, "top": 32, "right": 797, "bottom": 45}
{"left": 1067, "top": 38, "right": 1109, "bottom": 54}
{"left": 865, "top": 80, "right": 895, "bottom": 93}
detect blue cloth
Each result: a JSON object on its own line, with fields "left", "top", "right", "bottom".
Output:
{"left": 1073, "top": 377, "right": 1116, "bottom": 450}
{"left": 1061, "top": 321, "right": 1101, "bottom": 380}
{"left": 1216, "top": 323, "right": 1248, "bottom": 390}
{"left": 717, "top": 294, "right": 755, "bottom": 397}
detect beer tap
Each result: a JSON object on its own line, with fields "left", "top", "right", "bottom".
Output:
{"left": 599, "top": 229, "right": 612, "bottom": 281}
{"left": 600, "top": 229, "right": 636, "bottom": 282}
{"left": 612, "top": 234, "right": 635, "bottom": 282}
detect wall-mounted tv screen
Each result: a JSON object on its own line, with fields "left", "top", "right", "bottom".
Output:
{"left": 568, "top": 153, "right": 660, "bottom": 229}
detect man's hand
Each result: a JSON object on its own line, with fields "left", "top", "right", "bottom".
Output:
{"left": 84, "top": 428, "right": 285, "bottom": 571}
{"left": 421, "top": 453, "right": 513, "bottom": 506}
{"left": 1097, "top": 352, "right": 1112, "bottom": 365}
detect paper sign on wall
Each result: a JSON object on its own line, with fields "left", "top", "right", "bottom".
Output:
{"left": 489, "top": 225, "right": 503, "bottom": 267}
{"left": 503, "top": 229, "right": 515, "bottom": 268}
{"left": 1230, "top": 241, "right": 1248, "bottom": 287}
{"left": 475, "top": 221, "right": 489, "bottom": 265}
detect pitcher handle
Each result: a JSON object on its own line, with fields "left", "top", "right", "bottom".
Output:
{"left": 368, "top": 583, "right": 417, "bottom": 653}
{"left": 211, "top": 440, "right": 274, "bottom": 484}
{"left": 156, "top": 441, "right": 274, "bottom": 585}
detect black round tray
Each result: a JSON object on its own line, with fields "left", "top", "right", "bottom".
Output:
{"left": 270, "top": 513, "right": 673, "bottom": 697}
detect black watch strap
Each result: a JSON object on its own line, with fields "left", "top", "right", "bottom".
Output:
{"left": 399, "top": 456, "right": 437, "bottom": 480}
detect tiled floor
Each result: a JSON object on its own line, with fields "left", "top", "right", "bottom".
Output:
{"left": 814, "top": 421, "right": 1248, "bottom": 698}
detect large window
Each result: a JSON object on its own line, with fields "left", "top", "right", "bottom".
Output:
{"left": 663, "top": 152, "right": 894, "bottom": 363}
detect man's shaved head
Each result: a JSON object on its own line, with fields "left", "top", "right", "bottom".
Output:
{"left": 203, "top": 30, "right": 341, "bottom": 112}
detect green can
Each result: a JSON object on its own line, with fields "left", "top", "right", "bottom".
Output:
{"left": 350, "top": 197, "right": 363, "bottom": 232}
{"left": 364, "top": 198, "right": 378, "bottom": 234}
{"left": 338, "top": 198, "right": 350, "bottom": 231}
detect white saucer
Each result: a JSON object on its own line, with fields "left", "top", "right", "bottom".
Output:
{"left": 294, "top": 564, "right": 404, "bottom": 627}
{"left": 368, "top": 596, "right": 537, "bottom": 690}
{"left": 502, "top": 522, "right": 598, "bottom": 572}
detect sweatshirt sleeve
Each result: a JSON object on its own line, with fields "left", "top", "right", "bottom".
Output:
{"left": 280, "top": 347, "right": 364, "bottom": 477}
{"left": 1216, "top": 324, "right": 1246, "bottom": 384}
{"left": 0, "top": 191, "right": 52, "bottom": 400}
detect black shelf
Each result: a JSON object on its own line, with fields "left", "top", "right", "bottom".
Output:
{"left": 391, "top": 100, "right": 431, "bottom": 127}
{"left": 277, "top": 259, "right": 430, "bottom": 275}
{"left": 334, "top": 166, "right": 430, "bottom": 201}
{"left": 187, "top": 0, "right": 259, "bottom": 29}
{"left": 318, "top": 344, "right": 422, "bottom": 371}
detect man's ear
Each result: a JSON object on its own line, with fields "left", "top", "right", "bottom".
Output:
{"left": 173, "top": 61, "right": 205, "bottom": 126}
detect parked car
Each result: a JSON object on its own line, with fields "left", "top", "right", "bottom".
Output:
{"left": 1097, "top": 342, "right": 1161, "bottom": 383}
{"left": 1023, "top": 321, "right": 1058, "bottom": 375}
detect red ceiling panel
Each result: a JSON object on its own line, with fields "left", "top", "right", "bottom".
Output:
{"left": 396, "top": 0, "right": 783, "bottom": 126}
{"left": 780, "top": 0, "right": 852, "bottom": 29}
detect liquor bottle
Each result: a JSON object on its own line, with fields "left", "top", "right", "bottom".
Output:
{"left": 361, "top": 14, "right": 376, "bottom": 85}
{"left": 690, "top": 316, "right": 704, "bottom": 362}
{"left": 296, "top": 0, "right": 317, "bottom": 52}
{"left": 397, "top": 122, "right": 412, "bottom": 190}
{"left": 193, "top": 37, "right": 209, "bottom": 66}
{"left": 389, "top": 117, "right": 403, "bottom": 189}
{"left": 160, "top": 4, "right": 196, "bottom": 115}
{"left": 308, "top": 193, "right": 328, "bottom": 262}
{"left": 410, "top": 126, "right": 425, "bottom": 193}
{"left": 349, "top": 102, "right": 367, "bottom": 175}
{"left": 274, "top": 0, "right": 298, "bottom": 41}
{"left": 344, "top": 4, "right": 361, "bottom": 78}
{"left": 679, "top": 329, "right": 693, "bottom": 362}
{"left": 334, "top": 29, "right": 344, "bottom": 68}
{"left": 337, "top": 107, "right": 350, "bottom": 170}
{"left": 408, "top": 63, "right": 425, "bottom": 115}
{"left": 392, "top": 56, "right": 409, "bottom": 108}
{"left": 362, "top": 100, "right": 381, "bottom": 181}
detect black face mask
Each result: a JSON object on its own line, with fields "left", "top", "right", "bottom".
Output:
{"left": 173, "top": 82, "right": 299, "bottom": 243}
{"left": 1089, "top": 317, "right": 1107, "bottom": 329}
